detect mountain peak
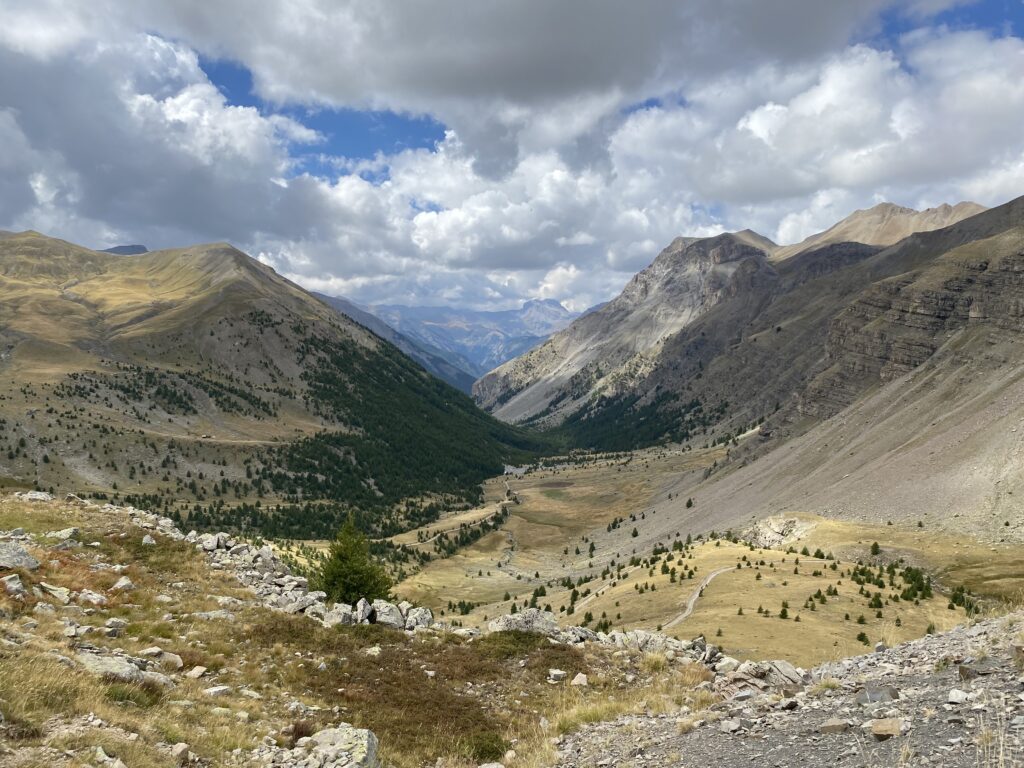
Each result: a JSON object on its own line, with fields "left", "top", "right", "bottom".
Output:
{"left": 773, "top": 199, "right": 988, "bottom": 260}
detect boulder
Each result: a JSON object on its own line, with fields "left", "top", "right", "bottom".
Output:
{"left": 404, "top": 606, "right": 433, "bottom": 631}
{"left": 570, "top": 672, "right": 588, "bottom": 687}
{"left": 142, "top": 534, "right": 156, "bottom": 546}
{"left": 871, "top": 718, "right": 905, "bottom": 741}
{"left": 355, "top": 598, "right": 373, "bottom": 623}
{"left": 170, "top": 743, "right": 190, "bottom": 766}
{"left": 111, "top": 576, "right": 135, "bottom": 592}
{"left": 309, "top": 724, "right": 380, "bottom": 768}
{"left": 820, "top": 718, "right": 851, "bottom": 734}
{"left": 77, "top": 653, "right": 143, "bottom": 684}
{"left": 0, "top": 542, "right": 39, "bottom": 571}
{"left": 77, "top": 589, "right": 108, "bottom": 607}
{"left": 142, "top": 670, "right": 176, "bottom": 689}
{"left": 15, "top": 491, "right": 53, "bottom": 502}
{"left": 323, "top": 603, "right": 357, "bottom": 628}
{"left": 371, "top": 599, "right": 405, "bottom": 629}
{"left": 487, "top": 608, "right": 559, "bottom": 637}
{"left": 39, "top": 582, "right": 70, "bottom": 604}
{"left": 948, "top": 688, "right": 969, "bottom": 705}
{"left": 715, "top": 656, "right": 740, "bottom": 674}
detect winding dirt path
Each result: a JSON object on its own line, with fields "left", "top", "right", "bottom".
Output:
{"left": 663, "top": 557, "right": 832, "bottom": 630}
{"left": 663, "top": 566, "right": 734, "bottom": 629}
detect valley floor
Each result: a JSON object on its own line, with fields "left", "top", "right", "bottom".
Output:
{"left": 391, "top": 445, "right": 1024, "bottom": 667}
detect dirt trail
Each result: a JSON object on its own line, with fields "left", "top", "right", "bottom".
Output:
{"left": 663, "top": 557, "right": 832, "bottom": 629}
{"left": 663, "top": 566, "right": 734, "bottom": 629}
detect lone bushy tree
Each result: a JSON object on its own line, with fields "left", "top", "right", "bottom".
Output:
{"left": 316, "top": 515, "right": 392, "bottom": 605}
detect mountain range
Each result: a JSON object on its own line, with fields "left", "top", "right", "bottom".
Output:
{"left": 4, "top": 194, "right": 1024, "bottom": 544}
{"left": 0, "top": 231, "right": 540, "bottom": 537}
{"left": 474, "top": 201, "right": 988, "bottom": 431}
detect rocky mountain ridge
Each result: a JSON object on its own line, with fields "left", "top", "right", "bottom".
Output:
{"left": 474, "top": 197, "right": 1020, "bottom": 466}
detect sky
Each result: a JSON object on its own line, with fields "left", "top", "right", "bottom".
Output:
{"left": 0, "top": 1, "right": 1022, "bottom": 312}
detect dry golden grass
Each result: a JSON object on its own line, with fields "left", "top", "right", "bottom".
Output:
{"left": 0, "top": 497, "right": 719, "bottom": 768}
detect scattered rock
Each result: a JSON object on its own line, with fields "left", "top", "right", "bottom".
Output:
{"left": 947, "top": 688, "right": 969, "bottom": 704}
{"left": 77, "top": 589, "right": 108, "bottom": 607}
{"left": 110, "top": 575, "right": 135, "bottom": 592}
{"left": 0, "top": 542, "right": 39, "bottom": 571}
{"left": 1, "top": 573, "right": 26, "bottom": 597}
{"left": 870, "top": 718, "right": 905, "bottom": 741}
{"left": 39, "top": 581, "right": 70, "bottom": 604}
{"left": 77, "top": 653, "right": 143, "bottom": 684}
{"left": 820, "top": 717, "right": 850, "bottom": 734}
{"left": 570, "top": 672, "right": 588, "bottom": 687}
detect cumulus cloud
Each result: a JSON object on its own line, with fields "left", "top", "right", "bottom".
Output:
{"left": 0, "top": 1, "right": 1021, "bottom": 311}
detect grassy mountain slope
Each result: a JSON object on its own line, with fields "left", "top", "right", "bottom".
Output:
{"left": 0, "top": 232, "right": 544, "bottom": 537}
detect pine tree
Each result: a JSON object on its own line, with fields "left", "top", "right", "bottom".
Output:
{"left": 316, "top": 515, "right": 392, "bottom": 605}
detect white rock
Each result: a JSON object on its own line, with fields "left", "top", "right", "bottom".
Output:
{"left": 948, "top": 688, "right": 969, "bottom": 704}
{"left": 1, "top": 573, "right": 26, "bottom": 597}
{"left": 372, "top": 599, "right": 405, "bottom": 629}
{"left": 203, "top": 685, "right": 232, "bottom": 697}
{"left": 111, "top": 576, "right": 135, "bottom": 592}
{"left": 404, "top": 606, "right": 434, "bottom": 630}
{"left": 570, "top": 672, "right": 588, "bottom": 687}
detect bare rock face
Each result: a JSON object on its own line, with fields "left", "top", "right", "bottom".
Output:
{"left": 475, "top": 232, "right": 779, "bottom": 425}
{"left": 800, "top": 225, "right": 1024, "bottom": 418}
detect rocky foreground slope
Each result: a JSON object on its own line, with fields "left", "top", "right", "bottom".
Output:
{"left": 557, "top": 612, "right": 1023, "bottom": 767}
{"left": 2, "top": 493, "right": 1020, "bottom": 767}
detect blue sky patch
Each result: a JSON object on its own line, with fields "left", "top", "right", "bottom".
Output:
{"left": 199, "top": 56, "right": 446, "bottom": 176}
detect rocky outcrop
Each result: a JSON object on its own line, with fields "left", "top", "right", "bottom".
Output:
{"left": 125, "top": 506, "right": 436, "bottom": 635}
{"left": 800, "top": 226, "right": 1024, "bottom": 418}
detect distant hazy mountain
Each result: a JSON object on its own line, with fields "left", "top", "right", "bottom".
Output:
{"left": 314, "top": 293, "right": 477, "bottom": 392}
{"left": 368, "top": 299, "right": 578, "bottom": 378}
{"left": 102, "top": 244, "right": 149, "bottom": 255}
